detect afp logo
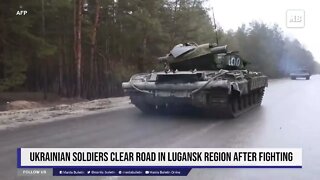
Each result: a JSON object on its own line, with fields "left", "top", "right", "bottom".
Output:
{"left": 16, "top": 10, "right": 28, "bottom": 16}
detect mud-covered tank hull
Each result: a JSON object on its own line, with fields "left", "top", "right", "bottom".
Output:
{"left": 122, "top": 70, "right": 268, "bottom": 118}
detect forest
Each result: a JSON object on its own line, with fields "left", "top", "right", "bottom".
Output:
{"left": 0, "top": 0, "right": 319, "bottom": 99}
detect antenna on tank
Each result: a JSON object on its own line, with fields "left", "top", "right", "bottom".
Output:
{"left": 212, "top": 7, "right": 219, "bottom": 45}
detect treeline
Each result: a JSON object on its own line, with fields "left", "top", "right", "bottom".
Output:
{"left": 220, "top": 23, "right": 318, "bottom": 78}
{"left": 0, "top": 0, "right": 318, "bottom": 99}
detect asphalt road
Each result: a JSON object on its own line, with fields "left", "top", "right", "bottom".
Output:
{"left": 1, "top": 76, "right": 320, "bottom": 180}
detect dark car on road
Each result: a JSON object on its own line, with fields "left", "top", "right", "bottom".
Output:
{"left": 290, "top": 69, "right": 311, "bottom": 80}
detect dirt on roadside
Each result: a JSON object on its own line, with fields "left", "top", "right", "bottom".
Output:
{"left": 0, "top": 92, "right": 86, "bottom": 111}
{"left": 0, "top": 95, "right": 131, "bottom": 130}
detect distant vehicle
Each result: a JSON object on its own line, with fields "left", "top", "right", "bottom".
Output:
{"left": 290, "top": 69, "right": 311, "bottom": 80}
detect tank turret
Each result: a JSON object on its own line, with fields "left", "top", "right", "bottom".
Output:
{"left": 159, "top": 43, "right": 245, "bottom": 71}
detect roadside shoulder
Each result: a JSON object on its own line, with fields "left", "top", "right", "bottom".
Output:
{"left": 0, "top": 97, "right": 132, "bottom": 131}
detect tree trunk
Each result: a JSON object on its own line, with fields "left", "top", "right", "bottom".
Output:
{"left": 74, "top": 0, "right": 83, "bottom": 98}
{"left": 170, "top": 0, "right": 179, "bottom": 47}
{"left": 89, "top": 0, "right": 101, "bottom": 98}
{"left": 58, "top": 36, "right": 66, "bottom": 96}
{"left": 41, "top": 0, "right": 48, "bottom": 100}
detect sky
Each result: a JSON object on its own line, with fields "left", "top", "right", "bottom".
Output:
{"left": 207, "top": 0, "right": 320, "bottom": 62}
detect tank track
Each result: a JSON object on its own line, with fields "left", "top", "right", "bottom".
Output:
{"left": 131, "top": 87, "right": 265, "bottom": 118}
{"left": 211, "top": 87, "right": 265, "bottom": 118}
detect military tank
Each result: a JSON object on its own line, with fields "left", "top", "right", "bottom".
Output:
{"left": 122, "top": 42, "right": 268, "bottom": 118}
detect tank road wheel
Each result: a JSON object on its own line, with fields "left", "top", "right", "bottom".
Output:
{"left": 240, "top": 95, "right": 247, "bottom": 110}
{"left": 220, "top": 95, "right": 243, "bottom": 118}
{"left": 228, "top": 96, "right": 243, "bottom": 117}
{"left": 245, "top": 95, "right": 250, "bottom": 108}
{"left": 226, "top": 87, "right": 265, "bottom": 118}
{"left": 251, "top": 90, "right": 258, "bottom": 105}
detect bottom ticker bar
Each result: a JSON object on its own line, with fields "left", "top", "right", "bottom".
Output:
{"left": 53, "top": 167, "right": 192, "bottom": 176}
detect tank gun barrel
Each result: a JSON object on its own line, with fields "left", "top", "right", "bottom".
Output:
{"left": 158, "top": 55, "right": 169, "bottom": 63}
{"left": 210, "top": 45, "right": 228, "bottom": 54}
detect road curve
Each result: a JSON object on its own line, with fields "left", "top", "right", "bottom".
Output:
{"left": 1, "top": 76, "right": 320, "bottom": 180}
